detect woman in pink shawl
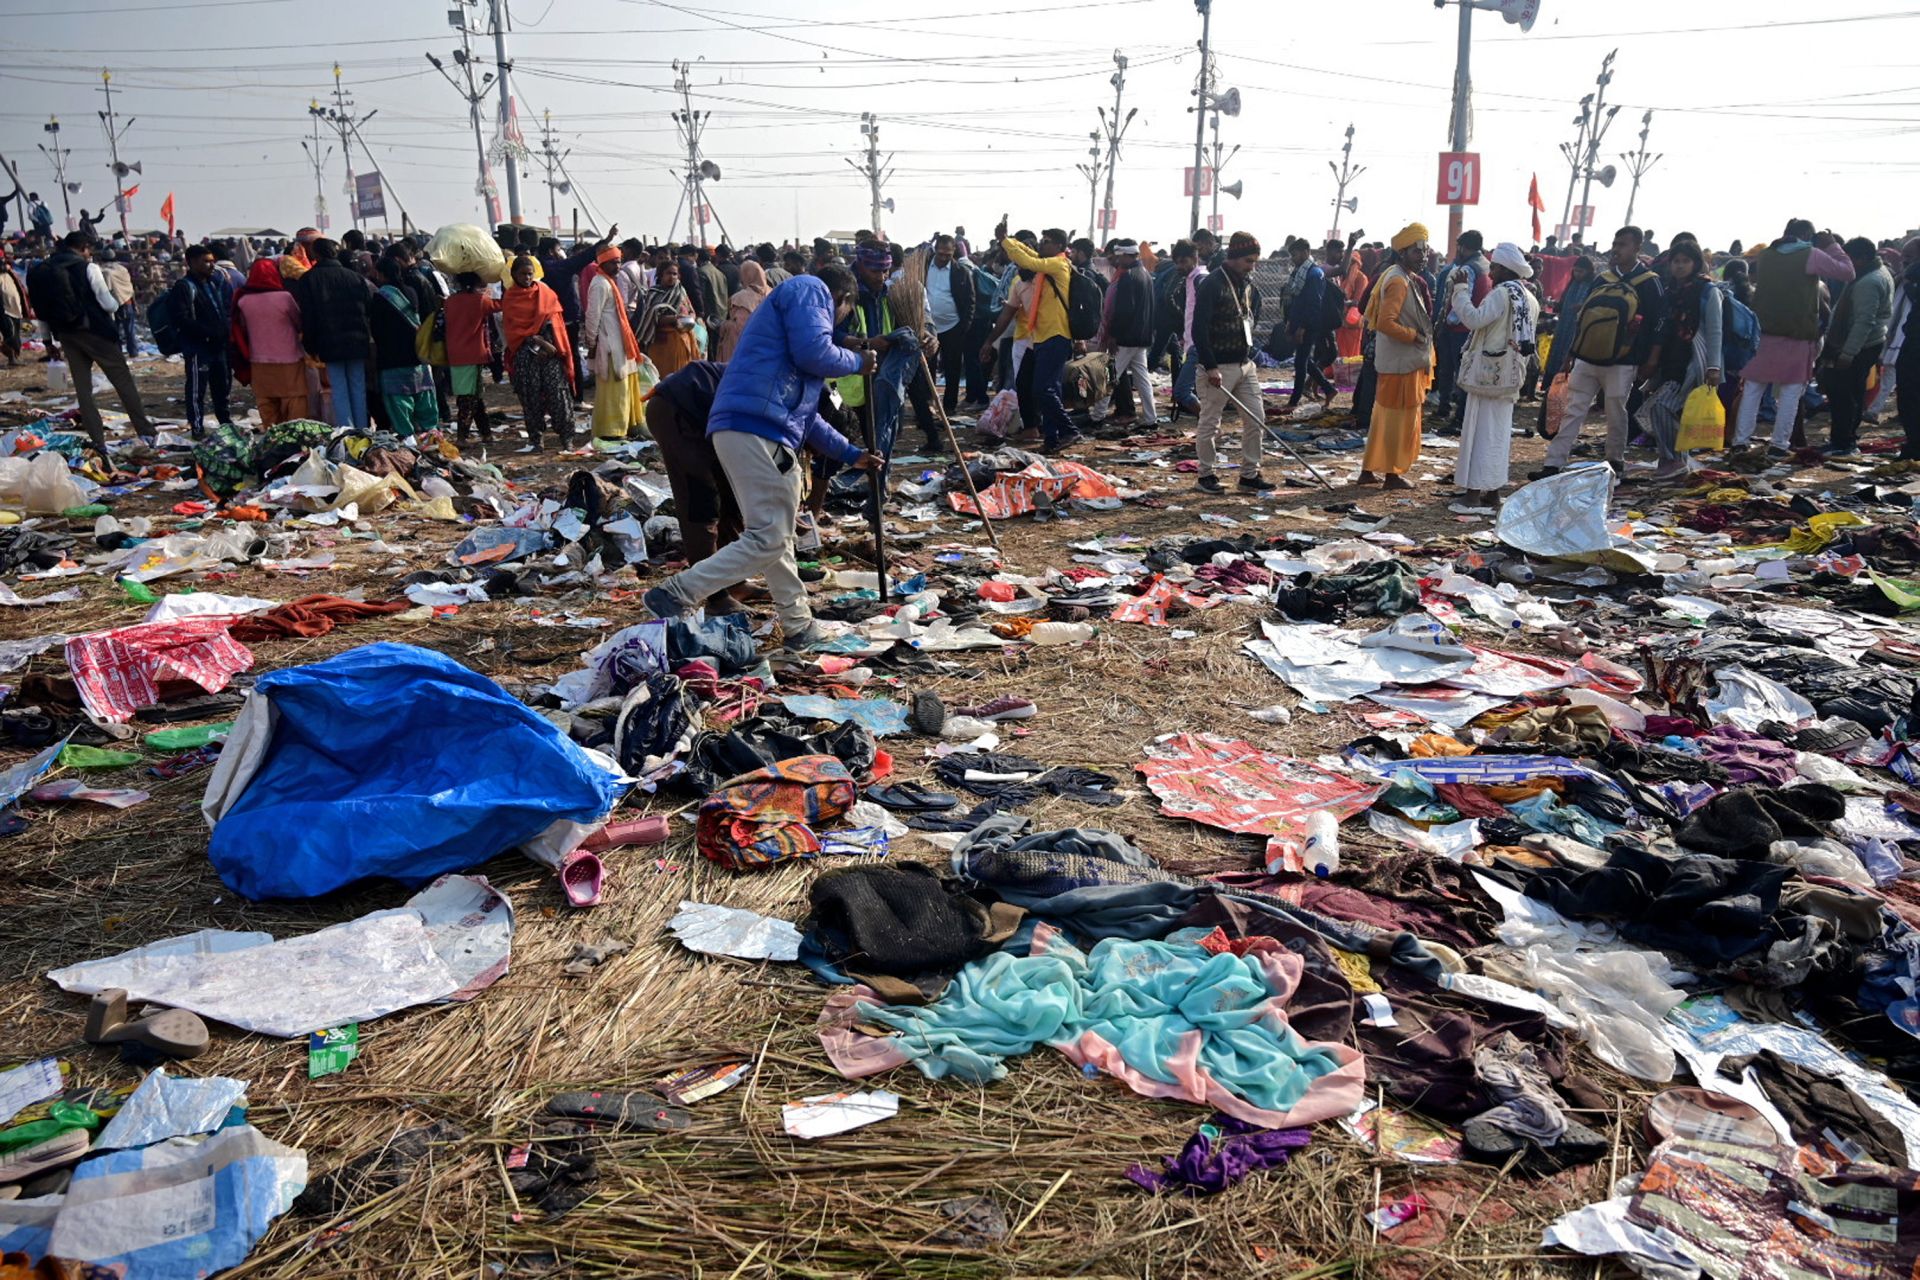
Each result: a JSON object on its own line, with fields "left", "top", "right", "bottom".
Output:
{"left": 713, "top": 259, "right": 771, "bottom": 362}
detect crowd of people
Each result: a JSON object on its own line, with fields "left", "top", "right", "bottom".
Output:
{"left": 3, "top": 207, "right": 1917, "bottom": 646}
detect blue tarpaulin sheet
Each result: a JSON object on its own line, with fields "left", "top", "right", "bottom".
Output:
{"left": 208, "top": 643, "right": 625, "bottom": 900}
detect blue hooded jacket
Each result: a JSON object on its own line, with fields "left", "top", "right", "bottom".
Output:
{"left": 707, "top": 273, "right": 864, "bottom": 464}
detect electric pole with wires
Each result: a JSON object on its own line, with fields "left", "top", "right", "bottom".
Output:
{"left": 1096, "top": 50, "right": 1135, "bottom": 239}
{"left": 848, "top": 112, "right": 892, "bottom": 238}
{"left": 426, "top": 1, "right": 500, "bottom": 223}
{"left": 671, "top": 61, "right": 728, "bottom": 248}
{"left": 38, "top": 116, "right": 74, "bottom": 232}
{"left": 536, "top": 110, "right": 570, "bottom": 233}
{"left": 1328, "top": 123, "right": 1364, "bottom": 240}
{"left": 1074, "top": 131, "right": 1102, "bottom": 244}
{"left": 486, "top": 0, "right": 523, "bottom": 222}
{"left": 310, "top": 66, "right": 374, "bottom": 234}
{"left": 1619, "top": 109, "right": 1661, "bottom": 230}
{"left": 301, "top": 102, "right": 332, "bottom": 232}
{"left": 96, "top": 70, "right": 136, "bottom": 240}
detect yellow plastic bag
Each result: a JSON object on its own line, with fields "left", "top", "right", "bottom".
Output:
{"left": 1675, "top": 384, "right": 1725, "bottom": 452}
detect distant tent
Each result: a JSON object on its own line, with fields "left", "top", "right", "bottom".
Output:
{"left": 210, "top": 226, "right": 288, "bottom": 238}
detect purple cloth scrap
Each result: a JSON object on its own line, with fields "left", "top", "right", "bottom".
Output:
{"left": 1125, "top": 1115, "right": 1311, "bottom": 1196}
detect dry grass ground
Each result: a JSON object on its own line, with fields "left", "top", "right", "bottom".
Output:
{"left": 2, "top": 351, "right": 1868, "bottom": 1278}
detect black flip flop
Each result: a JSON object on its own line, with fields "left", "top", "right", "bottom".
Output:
{"left": 545, "top": 1091, "right": 692, "bottom": 1132}
{"left": 863, "top": 782, "right": 960, "bottom": 813}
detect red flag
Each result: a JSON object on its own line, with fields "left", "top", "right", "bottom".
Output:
{"left": 121, "top": 183, "right": 140, "bottom": 201}
{"left": 160, "top": 193, "right": 175, "bottom": 235}
{"left": 1527, "top": 173, "right": 1546, "bottom": 245}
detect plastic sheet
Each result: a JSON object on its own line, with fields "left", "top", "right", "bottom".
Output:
{"left": 204, "top": 644, "right": 624, "bottom": 900}
{"left": 48, "top": 875, "right": 514, "bottom": 1037}
{"left": 96, "top": 1069, "right": 247, "bottom": 1151}
{"left": 1704, "top": 665, "right": 1814, "bottom": 731}
{"left": 667, "top": 900, "right": 802, "bottom": 961}
{"left": 0, "top": 1124, "right": 305, "bottom": 1276}
{"left": 1495, "top": 463, "right": 1626, "bottom": 559}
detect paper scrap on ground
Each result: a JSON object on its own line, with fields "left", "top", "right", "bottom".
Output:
{"left": 0, "top": 1057, "right": 62, "bottom": 1126}
{"left": 782, "top": 1089, "right": 900, "bottom": 1139}
{"left": 47, "top": 874, "right": 513, "bottom": 1036}
{"left": 96, "top": 1068, "right": 249, "bottom": 1151}
{"left": 668, "top": 900, "right": 802, "bottom": 962}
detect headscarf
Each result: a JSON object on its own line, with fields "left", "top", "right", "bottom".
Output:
{"left": 855, "top": 243, "right": 892, "bottom": 275}
{"left": 1391, "top": 223, "right": 1430, "bottom": 253}
{"left": 504, "top": 275, "right": 575, "bottom": 392}
{"left": 1490, "top": 242, "right": 1533, "bottom": 279}
{"left": 732, "top": 258, "right": 770, "bottom": 308}
{"left": 636, "top": 272, "right": 691, "bottom": 349}
{"left": 587, "top": 255, "right": 641, "bottom": 364}
{"left": 229, "top": 259, "right": 288, "bottom": 368}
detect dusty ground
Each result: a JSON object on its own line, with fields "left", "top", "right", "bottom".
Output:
{"left": 0, "top": 352, "right": 1882, "bottom": 1278}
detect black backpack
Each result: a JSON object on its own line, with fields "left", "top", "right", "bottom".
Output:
{"left": 1050, "top": 267, "right": 1103, "bottom": 341}
{"left": 26, "top": 256, "right": 90, "bottom": 332}
{"left": 1317, "top": 273, "right": 1348, "bottom": 333}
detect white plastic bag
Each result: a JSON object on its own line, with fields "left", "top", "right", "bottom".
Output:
{"left": 1496, "top": 462, "right": 1619, "bottom": 558}
{"left": 19, "top": 451, "right": 86, "bottom": 514}
{"left": 426, "top": 223, "right": 511, "bottom": 283}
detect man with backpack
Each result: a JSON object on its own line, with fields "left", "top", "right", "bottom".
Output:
{"left": 1283, "top": 236, "right": 1338, "bottom": 410}
{"left": 997, "top": 220, "right": 1085, "bottom": 454}
{"left": 1535, "top": 225, "right": 1663, "bottom": 476}
{"left": 1729, "top": 220, "right": 1856, "bottom": 454}
{"left": 292, "top": 238, "right": 376, "bottom": 430}
{"left": 164, "top": 244, "right": 234, "bottom": 439}
{"left": 26, "top": 232, "right": 155, "bottom": 453}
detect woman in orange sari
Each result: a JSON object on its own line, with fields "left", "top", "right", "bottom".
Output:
{"left": 1335, "top": 243, "right": 1369, "bottom": 361}
{"left": 503, "top": 254, "right": 576, "bottom": 449}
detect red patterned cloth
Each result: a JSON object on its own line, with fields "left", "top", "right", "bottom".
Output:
{"left": 947, "top": 459, "right": 1120, "bottom": 520}
{"left": 696, "top": 754, "right": 857, "bottom": 871}
{"left": 66, "top": 618, "right": 252, "bottom": 724}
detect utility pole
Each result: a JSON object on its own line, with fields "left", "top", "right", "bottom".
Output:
{"left": 427, "top": 2, "right": 498, "bottom": 223}
{"left": 1189, "top": 0, "right": 1214, "bottom": 236}
{"left": 1208, "top": 114, "right": 1239, "bottom": 229}
{"left": 1328, "top": 123, "right": 1364, "bottom": 240}
{"left": 311, "top": 66, "right": 373, "bottom": 234}
{"left": 1557, "top": 96, "right": 1592, "bottom": 245}
{"left": 343, "top": 113, "right": 411, "bottom": 235}
{"left": 1096, "top": 50, "right": 1135, "bottom": 239}
{"left": 487, "top": 0, "right": 522, "bottom": 222}
{"left": 1438, "top": 1, "right": 1539, "bottom": 252}
{"left": 1074, "top": 132, "right": 1103, "bottom": 243}
{"left": 536, "top": 110, "right": 570, "bottom": 233}
{"left": 1444, "top": 0, "right": 1472, "bottom": 254}
{"left": 1576, "top": 51, "right": 1621, "bottom": 248}
{"left": 848, "top": 111, "right": 892, "bottom": 238}
{"left": 96, "top": 69, "right": 134, "bottom": 240}
{"left": 300, "top": 102, "right": 332, "bottom": 232}
{"left": 671, "top": 61, "right": 729, "bottom": 248}
{"left": 1619, "top": 108, "right": 1661, "bottom": 230}
{"left": 38, "top": 116, "right": 73, "bottom": 231}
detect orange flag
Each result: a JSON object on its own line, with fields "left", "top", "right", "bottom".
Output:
{"left": 1527, "top": 173, "right": 1546, "bottom": 245}
{"left": 160, "top": 192, "right": 175, "bottom": 235}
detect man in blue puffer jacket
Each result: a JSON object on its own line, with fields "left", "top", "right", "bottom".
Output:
{"left": 646, "top": 264, "right": 882, "bottom": 649}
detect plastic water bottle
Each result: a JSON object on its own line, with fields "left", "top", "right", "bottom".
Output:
{"left": 1304, "top": 812, "right": 1342, "bottom": 877}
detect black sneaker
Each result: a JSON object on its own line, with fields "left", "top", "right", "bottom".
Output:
{"left": 1525, "top": 465, "right": 1560, "bottom": 481}
{"left": 1238, "top": 475, "right": 1276, "bottom": 493}
{"left": 1197, "top": 475, "right": 1225, "bottom": 494}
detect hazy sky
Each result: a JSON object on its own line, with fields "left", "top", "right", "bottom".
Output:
{"left": 3, "top": 0, "right": 1917, "bottom": 251}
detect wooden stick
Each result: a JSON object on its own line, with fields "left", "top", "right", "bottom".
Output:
{"left": 918, "top": 348, "right": 1003, "bottom": 554}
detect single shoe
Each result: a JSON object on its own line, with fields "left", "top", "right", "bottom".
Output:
{"left": 780, "top": 624, "right": 824, "bottom": 652}
{"left": 642, "top": 585, "right": 686, "bottom": 621}
{"left": 1648, "top": 458, "right": 1693, "bottom": 481}
{"left": 1237, "top": 474, "right": 1277, "bottom": 493}
{"left": 955, "top": 695, "right": 1036, "bottom": 722}
{"left": 1525, "top": 465, "right": 1561, "bottom": 481}
{"left": 909, "top": 691, "right": 947, "bottom": 736}
{"left": 83, "top": 988, "right": 209, "bottom": 1059}
{"left": 1197, "top": 475, "right": 1225, "bottom": 494}
{"left": 1766, "top": 445, "right": 1794, "bottom": 460}
{"left": 0, "top": 1129, "right": 90, "bottom": 1186}
{"left": 1824, "top": 445, "right": 1859, "bottom": 458}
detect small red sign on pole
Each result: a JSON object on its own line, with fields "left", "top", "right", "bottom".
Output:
{"left": 1436, "top": 151, "right": 1481, "bottom": 206}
